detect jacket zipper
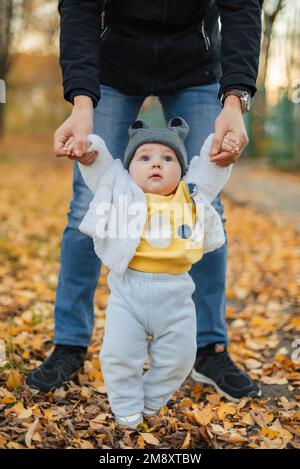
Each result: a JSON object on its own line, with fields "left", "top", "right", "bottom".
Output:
{"left": 201, "top": 19, "right": 211, "bottom": 51}
{"left": 101, "top": 0, "right": 109, "bottom": 31}
{"left": 100, "top": 25, "right": 110, "bottom": 40}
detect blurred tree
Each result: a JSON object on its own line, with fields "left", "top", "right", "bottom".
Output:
{"left": 247, "top": 0, "right": 289, "bottom": 158}
{"left": 0, "top": 0, "right": 13, "bottom": 137}
{"left": 0, "top": 0, "right": 58, "bottom": 136}
{"left": 258, "top": 0, "right": 287, "bottom": 89}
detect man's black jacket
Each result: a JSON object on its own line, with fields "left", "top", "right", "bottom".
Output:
{"left": 58, "top": 0, "right": 262, "bottom": 108}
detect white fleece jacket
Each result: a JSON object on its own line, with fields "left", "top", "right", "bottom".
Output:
{"left": 78, "top": 133, "right": 232, "bottom": 275}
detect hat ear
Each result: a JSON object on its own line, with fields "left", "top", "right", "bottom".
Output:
{"left": 128, "top": 120, "right": 149, "bottom": 138}
{"left": 167, "top": 117, "right": 189, "bottom": 141}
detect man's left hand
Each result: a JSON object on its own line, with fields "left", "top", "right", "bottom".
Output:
{"left": 210, "top": 95, "right": 249, "bottom": 167}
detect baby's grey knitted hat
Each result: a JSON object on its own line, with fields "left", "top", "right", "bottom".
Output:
{"left": 124, "top": 117, "right": 189, "bottom": 175}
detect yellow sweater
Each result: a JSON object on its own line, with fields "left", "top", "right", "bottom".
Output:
{"left": 129, "top": 181, "right": 203, "bottom": 274}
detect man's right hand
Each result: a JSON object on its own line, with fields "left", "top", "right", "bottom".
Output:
{"left": 54, "top": 95, "right": 98, "bottom": 166}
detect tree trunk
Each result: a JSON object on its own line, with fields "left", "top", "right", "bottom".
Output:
{"left": 258, "top": 1, "right": 285, "bottom": 90}
{"left": 0, "top": 0, "right": 13, "bottom": 136}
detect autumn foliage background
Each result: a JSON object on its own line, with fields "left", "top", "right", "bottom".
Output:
{"left": 0, "top": 0, "right": 299, "bottom": 450}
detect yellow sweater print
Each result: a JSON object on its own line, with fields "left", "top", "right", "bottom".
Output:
{"left": 129, "top": 181, "right": 203, "bottom": 274}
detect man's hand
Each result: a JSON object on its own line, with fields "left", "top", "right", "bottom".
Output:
{"left": 210, "top": 95, "right": 249, "bottom": 167}
{"left": 54, "top": 95, "right": 98, "bottom": 166}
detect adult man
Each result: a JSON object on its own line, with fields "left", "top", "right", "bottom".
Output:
{"left": 27, "top": 0, "right": 262, "bottom": 401}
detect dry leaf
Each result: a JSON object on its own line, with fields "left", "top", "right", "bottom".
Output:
{"left": 193, "top": 406, "right": 215, "bottom": 426}
{"left": 141, "top": 433, "right": 160, "bottom": 446}
{"left": 25, "top": 418, "right": 39, "bottom": 448}
{"left": 217, "top": 403, "right": 236, "bottom": 420}
{"left": 260, "top": 376, "right": 288, "bottom": 385}
{"left": 244, "top": 358, "right": 262, "bottom": 370}
{"left": 181, "top": 430, "right": 191, "bottom": 449}
{"left": 6, "top": 370, "right": 23, "bottom": 390}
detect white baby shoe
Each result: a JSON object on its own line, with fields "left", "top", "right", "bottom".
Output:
{"left": 115, "top": 413, "right": 143, "bottom": 429}
{"left": 142, "top": 407, "right": 158, "bottom": 417}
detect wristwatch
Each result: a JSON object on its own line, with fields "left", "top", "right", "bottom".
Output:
{"left": 220, "top": 89, "right": 251, "bottom": 113}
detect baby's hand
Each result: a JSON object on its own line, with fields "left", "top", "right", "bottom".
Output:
{"left": 220, "top": 132, "right": 240, "bottom": 155}
{"left": 63, "top": 136, "right": 75, "bottom": 155}
{"left": 63, "top": 136, "right": 98, "bottom": 166}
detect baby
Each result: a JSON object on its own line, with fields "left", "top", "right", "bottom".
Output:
{"left": 64, "top": 117, "right": 236, "bottom": 429}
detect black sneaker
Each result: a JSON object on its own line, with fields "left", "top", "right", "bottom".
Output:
{"left": 26, "top": 344, "right": 87, "bottom": 392}
{"left": 191, "top": 343, "right": 262, "bottom": 402}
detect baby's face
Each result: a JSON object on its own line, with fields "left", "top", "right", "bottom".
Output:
{"left": 128, "top": 143, "right": 181, "bottom": 195}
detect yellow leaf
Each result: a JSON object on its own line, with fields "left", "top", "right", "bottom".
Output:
{"left": 180, "top": 398, "right": 194, "bottom": 408}
{"left": 31, "top": 336, "right": 43, "bottom": 351}
{"left": 217, "top": 402, "right": 236, "bottom": 420}
{"left": 88, "top": 369, "right": 103, "bottom": 381}
{"left": 44, "top": 409, "right": 53, "bottom": 419}
{"left": 270, "top": 419, "right": 293, "bottom": 444}
{"left": 206, "top": 393, "right": 222, "bottom": 406}
{"left": 6, "top": 402, "right": 32, "bottom": 419}
{"left": 193, "top": 406, "right": 215, "bottom": 426}
{"left": 1, "top": 395, "right": 16, "bottom": 404}
{"left": 241, "top": 412, "right": 255, "bottom": 426}
{"left": 22, "top": 350, "right": 31, "bottom": 360}
{"left": 6, "top": 370, "right": 23, "bottom": 390}
{"left": 7, "top": 442, "right": 25, "bottom": 449}
{"left": 190, "top": 384, "right": 204, "bottom": 400}
{"left": 261, "top": 427, "right": 279, "bottom": 440}
{"left": 136, "top": 435, "right": 145, "bottom": 448}
{"left": 181, "top": 430, "right": 191, "bottom": 449}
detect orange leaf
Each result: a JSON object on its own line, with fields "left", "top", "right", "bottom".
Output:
{"left": 6, "top": 370, "right": 23, "bottom": 390}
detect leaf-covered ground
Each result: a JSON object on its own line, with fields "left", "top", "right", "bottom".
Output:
{"left": 0, "top": 156, "right": 299, "bottom": 449}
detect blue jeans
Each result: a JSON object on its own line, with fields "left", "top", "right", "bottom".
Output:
{"left": 54, "top": 83, "right": 229, "bottom": 348}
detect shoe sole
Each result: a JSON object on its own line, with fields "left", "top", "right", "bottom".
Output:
{"left": 26, "top": 371, "right": 78, "bottom": 393}
{"left": 191, "top": 369, "right": 262, "bottom": 403}
{"left": 142, "top": 410, "right": 158, "bottom": 417}
{"left": 116, "top": 414, "right": 143, "bottom": 429}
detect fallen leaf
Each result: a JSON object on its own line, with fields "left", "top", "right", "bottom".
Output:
{"left": 261, "top": 427, "right": 279, "bottom": 440}
{"left": 193, "top": 406, "right": 215, "bottom": 426}
{"left": 181, "top": 430, "right": 191, "bottom": 449}
{"left": 217, "top": 403, "right": 236, "bottom": 420}
{"left": 6, "top": 370, "right": 23, "bottom": 390}
{"left": 25, "top": 418, "right": 39, "bottom": 448}
{"left": 244, "top": 358, "right": 262, "bottom": 370}
{"left": 260, "top": 376, "right": 288, "bottom": 385}
{"left": 141, "top": 433, "right": 160, "bottom": 446}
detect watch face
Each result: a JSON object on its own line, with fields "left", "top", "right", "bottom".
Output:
{"left": 247, "top": 95, "right": 251, "bottom": 111}
{"left": 243, "top": 92, "right": 251, "bottom": 112}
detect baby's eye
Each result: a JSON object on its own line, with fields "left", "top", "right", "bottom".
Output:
{"left": 164, "top": 156, "right": 173, "bottom": 161}
{"left": 140, "top": 155, "right": 149, "bottom": 161}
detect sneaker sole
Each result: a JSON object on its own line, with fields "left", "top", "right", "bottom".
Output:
{"left": 26, "top": 371, "right": 78, "bottom": 393}
{"left": 116, "top": 414, "right": 143, "bottom": 429}
{"left": 191, "top": 368, "right": 262, "bottom": 403}
{"left": 142, "top": 409, "right": 158, "bottom": 417}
